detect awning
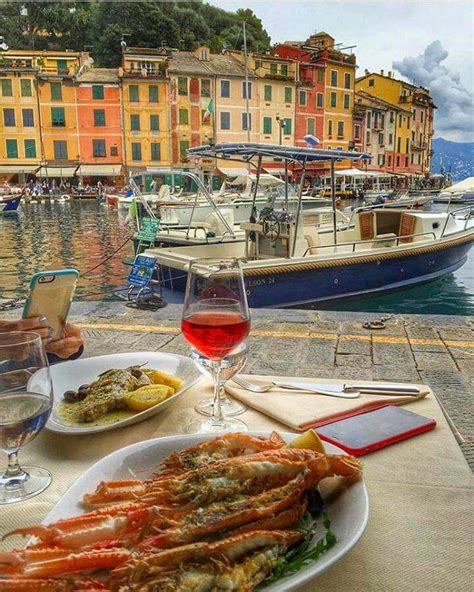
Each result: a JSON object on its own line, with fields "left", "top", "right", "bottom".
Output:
{"left": 217, "top": 166, "right": 250, "bottom": 177}
{"left": 262, "top": 167, "right": 291, "bottom": 176}
{"left": 0, "top": 164, "right": 39, "bottom": 174}
{"left": 37, "top": 166, "right": 78, "bottom": 178}
{"left": 77, "top": 164, "right": 122, "bottom": 177}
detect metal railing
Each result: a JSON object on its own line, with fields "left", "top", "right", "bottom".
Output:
{"left": 303, "top": 231, "right": 437, "bottom": 257}
{"left": 440, "top": 204, "right": 474, "bottom": 237}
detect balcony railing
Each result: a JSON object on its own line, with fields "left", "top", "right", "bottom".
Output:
{"left": 122, "top": 66, "right": 167, "bottom": 79}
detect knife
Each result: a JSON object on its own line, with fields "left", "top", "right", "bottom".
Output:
{"left": 274, "top": 381, "right": 421, "bottom": 397}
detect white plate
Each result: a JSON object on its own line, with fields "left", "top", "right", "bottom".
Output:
{"left": 44, "top": 432, "right": 369, "bottom": 590}
{"left": 31, "top": 352, "right": 200, "bottom": 435}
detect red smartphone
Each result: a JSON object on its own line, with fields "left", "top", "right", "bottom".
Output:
{"left": 316, "top": 406, "right": 436, "bottom": 456}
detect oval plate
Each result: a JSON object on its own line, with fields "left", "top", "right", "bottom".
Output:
{"left": 31, "top": 352, "right": 201, "bottom": 435}
{"left": 44, "top": 432, "right": 369, "bottom": 590}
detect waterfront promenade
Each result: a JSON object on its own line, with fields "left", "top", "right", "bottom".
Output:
{"left": 5, "top": 301, "right": 471, "bottom": 468}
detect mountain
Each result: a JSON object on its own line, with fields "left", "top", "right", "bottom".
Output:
{"left": 432, "top": 138, "right": 474, "bottom": 181}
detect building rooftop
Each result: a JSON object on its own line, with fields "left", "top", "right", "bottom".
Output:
{"left": 168, "top": 50, "right": 251, "bottom": 78}
{"left": 356, "top": 90, "right": 412, "bottom": 114}
{"left": 76, "top": 68, "right": 119, "bottom": 83}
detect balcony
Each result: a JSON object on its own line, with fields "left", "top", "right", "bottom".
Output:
{"left": 412, "top": 142, "right": 428, "bottom": 151}
{"left": 121, "top": 65, "right": 167, "bottom": 79}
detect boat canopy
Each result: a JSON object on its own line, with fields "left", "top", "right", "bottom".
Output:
{"left": 443, "top": 177, "right": 474, "bottom": 192}
{"left": 188, "top": 143, "right": 372, "bottom": 163}
{"left": 217, "top": 166, "right": 250, "bottom": 177}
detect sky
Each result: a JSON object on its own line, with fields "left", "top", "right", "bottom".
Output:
{"left": 210, "top": 0, "right": 474, "bottom": 142}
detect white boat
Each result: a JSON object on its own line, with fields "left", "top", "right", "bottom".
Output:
{"left": 434, "top": 178, "right": 474, "bottom": 203}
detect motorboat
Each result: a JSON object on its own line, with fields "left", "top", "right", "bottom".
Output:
{"left": 366, "top": 191, "right": 433, "bottom": 208}
{"left": 149, "top": 143, "right": 474, "bottom": 308}
{"left": 434, "top": 178, "right": 474, "bottom": 204}
{"left": 0, "top": 194, "right": 22, "bottom": 216}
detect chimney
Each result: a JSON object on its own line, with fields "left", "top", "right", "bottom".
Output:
{"left": 380, "top": 69, "right": 384, "bottom": 76}
{"left": 388, "top": 71, "right": 392, "bottom": 78}
{"left": 364, "top": 69, "right": 369, "bottom": 75}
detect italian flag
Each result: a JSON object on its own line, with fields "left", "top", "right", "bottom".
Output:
{"left": 203, "top": 99, "right": 214, "bottom": 122}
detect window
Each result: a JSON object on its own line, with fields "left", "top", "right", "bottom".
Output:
{"left": 56, "top": 59, "right": 68, "bottom": 74}
{"left": 366, "top": 111, "right": 371, "bottom": 127}
{"left": 374, "top": 113, "right": 379, "bottom": 129}
{"left": 387, "top": 155, "right": 392, "bottom": 167}
{"left": 1, "top": 79, "right": 12, "bottom": 96}
{"left": 330, "top": 70, "right": 338, "bottom": 86}
{"left": 220, "top": 80, "right": 230, "bottom": 98}
{"left": 421, "top": 111, "right": 424, "bottom": 123}
{"left": 255, "top": 60, "right": 262, "bottom": 69}
{"left": 151, "top": 142, "right": 161, "bottom": 161}
{"left": 242, "top": 112, "right": 252, "bottom": 131}
{"left": 407, "top": 117, "right": 410, "bottom": 129}
{"left": 337, "top": 121, "right": 344, "bottom": 137}
{"left": 343, "top": 94, "right": 350, "bottom": 109}
{"left": 6, "top": 139, "right": 18, "bottom": 158}
{"left": 390, "top": 111, "right": 394, "bottom": 123}
{"left": 366, "top": 130, "right": 370, "bottom": 145}
{"left": 327, "top": 120, "right": 333, "bottom": 136}
{"left": 178, "top": 77, "right": 188, "bottom": 96}
{"left": 396, "top": 156, "right": 400, "bottom": 167}
{"left": 3, "top": 108, "right": 15, "bottom": 126}
{"left": 411, "top": 153, "right": 414, "bottom": 164}
{"left": 284, "top": 87, "right": 292, "bottom": 103}
{"left": 94, "top": 109, "right": 106, "bottom": 126}
{"left": 242, "top": 81, "right": 252, "bottom": 99}
{"left": 92, "top": 85, "right": 104, "bottom": 100}
{"left": 317, "top": 69, "right": 324, "bottom": 84}
{"left": 354, "top": 124, "right": 360, "bottom": 139}
{"left": 220, "top": 111, "right": 230, "bottom": 130}
{"left": 283, "top": 118, "right": 292, "bottom": 135}
{"left": 20, "top": 79, "right": 32, "bottom": 97}
{"left": 92, "top": 139, "right": 106, "bottom": 157}
{"left": 413, "top": 109, "right": 417, "bottom": 121}
{"left": 264, "top": 84, "right": 272, "bottom": 101}
{"left": 50, "top": 82, "right": 62, "bottom": 100}
{"left": 110, "top": 145, "right": 118, "bottom": 156}
{"left": 178, "top": 109, "right": 189, "bottom": 125}
{"left": 299, "top": 90, "right": 307, "bottom": 106}
{"left": 129, "top": 85, "right": 139, "bottom": 102}
{"left": 179, "top": 140, "right": 190, "bottom": 160}
{"left": 378, "top": 132, "right": 384, "bottom": 146}
{"left": 405, "top": 138, "right": 410, "bottom": 152}
{"left": 344, "top": 73, "right": 351, "bottom": 89}
{"left": 149, "top": 85, "right": 159, "bottom": 102}
{"left": 263, "top": 116, "right": 272, "bottom": 135}
{"left": 316, "top": 92, "right": 324, "bottom": 108}
{"left": 130, "top": 114, "right": 140, "bottom": 130}
{"left": 201, "top": 79, "right": 211, "bottom": 97}
{"left": 380, "top": 113, "right": 385, "bottom": 127}
{"left": 405, "top": 156, "right": 409, "bottom": 167}
{"left": 397, "top": 137, "right": 401, "bottom": 152}
{"left": 368, "top": 79, "right": 375, "bottom": 87}
{"left": 22, "top": 108, "right": 34, "bottom": 127}
{"left": 388, "top": 133, "right": 393, "bottom": 145}
{"left": 270, "top": 63, "right": 277, "bottom": 75}
{"left": 24, "top": 139, "right": 36, "bottom": 158}
{"left": 150, "top": 114, "right": 159, "bottom": 131}
{"left": 411, "top": 131, "right": 415, "bottom": 142}
{"left": 330, "top": 92, "right": 337, "bottom": 108}
{"left": 54, "top": 140, "right": 68, "bottom": 160}
{"left": 281, "top": 64, "right": 288, "bottom": 76}
{"left": 51, "top": 107, "right": 65, "bottom": 126}
{"left": 399, "top": 115, "right": 402, "bottom": 126}
{"left": 307, "top": 117, "right": 315, "bottom": 135}
{"left": 131, "top": 142, "right": 142, "bottom": 161}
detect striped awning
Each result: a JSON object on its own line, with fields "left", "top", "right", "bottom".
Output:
{"left": 77, "top": 164, "right": 123, "bottom": 177}
{"left": 37, "top": 166, "right": 78, "bottom": 178}
{"left": 0, "top": 164, "right": 40, "bottom": 174}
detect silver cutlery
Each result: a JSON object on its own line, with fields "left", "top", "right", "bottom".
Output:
{"left": 231, "top": 376, "right": 360, "bottom": 399}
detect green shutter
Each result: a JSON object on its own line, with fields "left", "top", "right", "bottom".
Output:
{"left": 284, "top": 87, "right": 292, "bottom": 103}
{"left": 149, "top": 85, "right": 159, "bottom": 102}
{"left": 130, "top": 114, "right": 140, "bottom": 130}
{"left": 50, "top": 82, "right": 62, "bottom": 100}
{"left": 131, "top": 142, "right": 142, "bottom": 160}
{"left": 151, "top": 142, "right": 161, "bottom": 161}
{"left": 317, "top": 93, "right": 323, "bottom": 108}
{"left": 94, "top": 109, "right": 105, "bottom": 126}
{"left": 56, "top": 59, "right": 68, "bottom": 74}
{"left": 129, "top": 85, "right": 139, "bottom": 102}
{"left": 344, "top": 94, "right": 350, "bottom": 109}
{"left": 270, "top": 63, "right": 277, "bottom": 75}
{"left": 264, "top": 85, "right": 272, "bottom": 101}
{"left": 330, "top": 92, "right": 337, "bottom": 108}
{"left": 201, "top": 79, "right": 210, "bottom": 97}
{"left": 263, "top": 116, "right": 272, "bottom": 134}
{"left": 92, "top": 85, "right": 104, "bottom": 99}
{"left": 1, "top": 79, "right": 13, "bottom": 96}
{"left": 307, "top": 118, "right": 315, "bottom": 135}
{"left": 179, "top": 109, "right": 189, "bottom": 125}
{"left": 179, "top": 140, "right": 190, "bottom": 159}
{"left": 20, "top": 79, "right": 32, "bottom": 97}
{"left": 284, "top": 118, "right": 292, "bottom": 134}
{"left": 6, "top": 139, "right": 18, "bottom": 158}
{"left": 24, "top": 139, "right": 36, "bottom": 158}
{"left": 178, "top": 77, "right": 188, "bottom": 96}
{"left": 150, "top": 114, "right": 159, "bottom": 131}
{"left": 281, "top": 64, "right": 288, "bottom": 76}
{"left": 51, "top": 107, "right": 65, "bottom": 126}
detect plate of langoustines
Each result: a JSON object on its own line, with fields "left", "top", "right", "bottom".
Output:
{"left": 0, "top": 431, "right": 368, "bottom": 591}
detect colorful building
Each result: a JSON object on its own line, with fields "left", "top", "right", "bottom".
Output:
{"left": 356, "top": 70, "right": 436, "bottom": 175}
{"left": 75, "top": 68, "right": 123, "bottom": 184}
{"left": 121, "top": 48, "right": 171, "bottom": 173}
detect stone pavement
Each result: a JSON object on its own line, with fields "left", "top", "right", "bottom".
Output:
{"left": 2, "top": 302, "right": 473, "bottom": 468}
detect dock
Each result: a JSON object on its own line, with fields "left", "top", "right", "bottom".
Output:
{"left": 2, "top": 302, "right": 473, "bottom": 468}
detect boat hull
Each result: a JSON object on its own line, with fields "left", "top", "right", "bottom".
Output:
{"left": 158, "top": 234, "right": 473, "bottom": 308}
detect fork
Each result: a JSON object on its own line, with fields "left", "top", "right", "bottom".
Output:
{"left": 231, "top": 376, "right": 360, "bottom": 399}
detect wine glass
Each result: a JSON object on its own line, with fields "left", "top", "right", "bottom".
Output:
{"left": 192, "top": 342, "right": 247, "bottom": 416}
{"left": 0, "top": 332, "right": 53, "bottom": 504}
{"left": 181, "top": 258, "right": 250, "bottom": 433}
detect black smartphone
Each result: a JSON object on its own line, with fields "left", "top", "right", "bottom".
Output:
{"left": 317, "top": 405, "right": 436, "bottom": 456}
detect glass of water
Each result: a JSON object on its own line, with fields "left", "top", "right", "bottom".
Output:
{"left": 192, "top": 343, "right": 247, "bottom": 417}
{"left": 0, "top": 332, "right": 53, "bottom": 504}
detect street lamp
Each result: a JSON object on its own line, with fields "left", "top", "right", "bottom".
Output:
{"left": 275, "top": 116, "right": 285, "bottom": 145}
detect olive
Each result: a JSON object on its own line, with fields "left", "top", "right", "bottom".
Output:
{"left": 131, "top": 368, "right": 143, "bottom": 379}
{"left": 78, "top": 384, "right": 90, "bottom": 394}
{"left": 63, "top": 390, "right": 80, "bottom": 403}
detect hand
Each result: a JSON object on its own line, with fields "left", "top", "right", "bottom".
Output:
{"left": 0, "top": 317, "right": 51, "bottom": 345}
{"left": 45, "top": 323, "right": 83, "bottom": 359}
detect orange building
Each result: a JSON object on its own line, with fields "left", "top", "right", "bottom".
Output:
{"left": 75, "top": 68, "right": 123, "bottom": 184}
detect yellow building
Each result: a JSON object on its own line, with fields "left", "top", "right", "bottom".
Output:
{"left": 356, "top": 70, "right": 436, "bottom": 174}
{"left": 121, "top": 48, "right": 171, "bottom": 172}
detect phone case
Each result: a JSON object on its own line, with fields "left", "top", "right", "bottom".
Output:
{"left": 317, "top": 406, "right": 437, "bottom": 456}
{"left": 23, "top": 269, "right": 79, "bottom": 340}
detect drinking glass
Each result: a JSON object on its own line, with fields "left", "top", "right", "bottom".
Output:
{"left": 0, "top": 332, "right": 53, "bottom": 504}
{"left": 181, "top": 258, "right": 250, "bottom": 433}
{"left": 192, "top": 342, "right": 247, "bottom": 416}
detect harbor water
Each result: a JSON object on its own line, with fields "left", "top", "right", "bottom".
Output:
{"left": 0, "top": 200, "right": 473, "bottom": 315}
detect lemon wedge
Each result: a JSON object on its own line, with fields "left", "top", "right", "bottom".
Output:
{"left": 288, "top": 429, "right": 326, "bottom": 453}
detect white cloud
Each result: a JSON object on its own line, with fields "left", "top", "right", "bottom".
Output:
{"left": 393, "top": 41, "right": 474, "bottom": 142}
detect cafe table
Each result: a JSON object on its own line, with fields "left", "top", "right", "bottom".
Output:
{"left": 0, "top": 378, "right": 472, "bottom": 591}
